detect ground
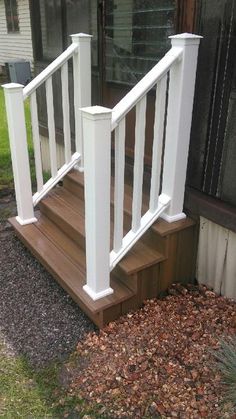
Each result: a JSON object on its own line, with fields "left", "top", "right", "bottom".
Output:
{"left": 1, "top": 211, "right": 236, "bottom": 417}
{"left": 0, "top": 82, "right": 236, "bottom": 418}
{"left": 61, "top": 284, "right": 236, "bottom": 418}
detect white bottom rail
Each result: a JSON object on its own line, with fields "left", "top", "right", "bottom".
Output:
{"left": 33, "top": 152, "right": 81, "bottom": 206}
{"left": 109, "top": 193, "right": 171, "bottom": 270}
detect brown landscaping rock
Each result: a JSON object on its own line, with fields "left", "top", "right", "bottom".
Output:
{"left": 64, "top": 284, "right": 236, "bottom": 418}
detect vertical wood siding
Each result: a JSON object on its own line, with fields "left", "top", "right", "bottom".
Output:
{"left": 0, "top": 0, "right": 33, "bottom": 68}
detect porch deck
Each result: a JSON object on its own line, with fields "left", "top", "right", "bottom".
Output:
{"left": 10, "top": 169, "right": 197, "bottom": 328}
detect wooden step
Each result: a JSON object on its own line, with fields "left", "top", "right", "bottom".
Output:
{"left": 152, "top": 216, "right": 196, "bottom": 237}
{"left": 64, "top": 170, "right": 195, "bottom": 239}
{"left": 118, "top": 239, "right": 165, "bottom": 275}
{"left": 9, "top": 215, "right": 135, "bottom": 328}
{"left": 39, "top": 187, "right": 85, "bottom": 248}
{"left": 9, "top": 169, "right": 197, "bottom": 328}
{"left": 64, "top": 169, "right": 149, "bottom": 218}
{"left": 39, "top": 184, "right": 165, "bottom": 276}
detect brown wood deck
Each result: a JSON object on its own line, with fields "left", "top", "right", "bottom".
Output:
{"left": 9, "top": 169, "right": 198, "bottom": 327}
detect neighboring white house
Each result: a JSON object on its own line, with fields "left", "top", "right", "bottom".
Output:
{"left": 0, "top": 0, "right": 33, "bottom": 73}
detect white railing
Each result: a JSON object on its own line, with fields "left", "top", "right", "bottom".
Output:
{"left": 3, "top": 33, "right": 92, "bottom": 225}
{"left": 81, "top": 33, "right": 202, "bottom": 300}
{"left": 3, "top": 31, "right": 202, "bottom": 303}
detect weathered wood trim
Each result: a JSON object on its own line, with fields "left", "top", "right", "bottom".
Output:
{"left": 176, "top": 0, "right": 198, "bottom": 33}
{"left": 184, "top": 186, "right": 236, "bottom": 233}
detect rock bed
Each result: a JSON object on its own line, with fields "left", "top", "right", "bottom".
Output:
{"left": 65, "top": 284, "right": 236, "bottom": 418}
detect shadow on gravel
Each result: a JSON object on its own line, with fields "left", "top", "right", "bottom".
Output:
{"left": 0, "top": 219, "right": 95, "bottom": 368}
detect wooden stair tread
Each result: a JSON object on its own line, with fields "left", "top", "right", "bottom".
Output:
{"left": 35, "top": 211, "right": 86, "bottom": 270}
{"left": 40, "top": 177, "right": 165, "bottom": 275}
{"left": 119, "top": 240, "right": 165, "bottom": 275}
{"left": 65, "top": 170, "right": 149, "bottom": 216}
{"left": 9, "top": 216, "right": 135, "bottom": 315}
{"left": 39, "top": 188, "right": 85, "bottom": 239}
{"left": 152, "top": 217, "right": 196, "bottom": 237}
{"left": 65, "top": 172, "right": 196, "bottom": 238}
{"left": 51, "top": 187, "right": 85, "bottom": 216}
{"left": 40, "top": 184, "right": 164, "bottom": 275}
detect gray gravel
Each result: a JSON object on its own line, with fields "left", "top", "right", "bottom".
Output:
{"left": 0, "top": 220, "right": 95, "bottom": 368}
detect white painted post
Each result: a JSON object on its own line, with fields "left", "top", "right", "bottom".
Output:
{"left": 71, "top": 33, "right": 92, "bottom": 171}
{"left": 3, "top": 83, "right": 37, "bottom": 225}
{"left": 81, "top": 106, "right": 113, "bottom": 300}
{"left": 161, "top": 33, "right": 202, "bottom": 222}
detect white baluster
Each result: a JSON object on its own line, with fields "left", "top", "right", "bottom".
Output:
{"left": 71, "top": 33, "right": 92, "bottom": 170}
{"left": 113, "top": 117, "right": 126, "bottom": 252}
{"left": 61, "top": 61, "right": 71, "bottom": 164}
{"left": 30, "top": 91, "right": 44, "bottom": 192}
{"left": 161, "top": 33, "right": 202, "bottom": 222}
{"left": 81, "top": 106, "right": 113, "bottom": 300}
{"left": 149, "top": 75, "right": 167, "bottom": 212}
{"left": 132, "top": 95, "right": 147, "bottom": 232}
{"left": 3, "top": 83, "right": 37, "bottom": 225}
{"left": 45, "top": 76, "right": 57, "bottom": 178}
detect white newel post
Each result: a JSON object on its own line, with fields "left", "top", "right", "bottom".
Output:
{"left": 71, "top": 33, "right": 92, "bottom": 171}
{"left": 81, "top": 106, "right": 113, "bottom": 300}
{"left": 161, "top": 33, "right": 202, "bottom": 222}
{"left": 3, "top": 83, "right": 37, "bottom": 225}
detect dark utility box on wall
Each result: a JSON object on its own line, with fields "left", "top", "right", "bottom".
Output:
{"left": 5, "top": 60, "right": 31, "bottom": 85}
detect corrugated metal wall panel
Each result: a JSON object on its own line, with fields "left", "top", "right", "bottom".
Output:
{"left": 197, "top": 216, "right": 236, "bottom": 299}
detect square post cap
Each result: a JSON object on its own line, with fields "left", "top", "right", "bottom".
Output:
{"left": 169, "top": 33, "right": 203, "bottom": 46}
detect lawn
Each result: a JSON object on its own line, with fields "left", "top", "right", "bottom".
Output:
{"left": 0, "top": 86, "right": 35, "bottom": 191}
{"left": 0, "top": 342, "right": 86, "bottom": 418}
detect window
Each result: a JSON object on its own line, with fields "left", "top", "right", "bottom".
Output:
{"left": 105, "top": 0, "right": 176, "bottom": 85}
{"left": 4, "top": 0, "right": 19, "bottom": 33}
{"left": 39, "top": 0, "right": 63, "bottom": 60}
{"left": 38, "top": 0, "right": 98, "bottom": 65}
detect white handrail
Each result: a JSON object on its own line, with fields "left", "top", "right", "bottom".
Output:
{"left": 111, "top": 46, "right": 183, "bottom": 130}
{"left": 23, "top": 43, "right": 78, "bottom": 100}
{"left": 110, "top": 194, "right": 171, "bottom": 270}
{"left": 33, "top": 152, "right": 81, "bottom": 206}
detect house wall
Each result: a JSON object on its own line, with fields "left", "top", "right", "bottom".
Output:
{"left": 197, "top": 217, "right": 236, "bottom": 299}
{"left": 0, "top": 0, "right": 33, "bottom": 72}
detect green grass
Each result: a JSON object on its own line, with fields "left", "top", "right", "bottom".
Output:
{"left": 0, "top": 342, "right": 94, "bottom": 418}
{"left": 0, "top": 345, "right": 51, "bottom": 417}
{"left": 214, "top": 338, "right": 236, "bottom": 409}
{"left": 0, "top": 87, "right": 35, "bottom": 191}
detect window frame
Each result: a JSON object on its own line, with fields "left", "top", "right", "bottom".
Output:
{"left": 4, "top": 0, "right": 20, "bottom": 34}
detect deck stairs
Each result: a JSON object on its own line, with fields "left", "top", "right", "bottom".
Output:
{"left": 4, "top": 33, "right": 201, "bottom": 327}
{"left": 10, "top": 170, "right": 196, "bottom": 328}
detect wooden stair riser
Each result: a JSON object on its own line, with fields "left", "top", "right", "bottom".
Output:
{"left": 63, "top": 176, "right": 84, "bottom": 201}
{"left": 114, "top": 264, "right": 161, "bottom": 307}
{"left": 63, "top": 171, "right": 172, "bottom": 259}
{"left": 158, "top": 224, "right": 197, "bottom": 291}
{"left": 64, "top": 172, "right": 133, "bottom": 231}
{"left": 142, "top": 229, "right": 169, "bottom": 259}
{"left": 39, "top": 200, "right": 86, "bottom": 249}
{"left": 113, "top": 267, "right": 138, "bottom": 294}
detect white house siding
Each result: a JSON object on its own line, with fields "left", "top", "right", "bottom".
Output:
{"left": 0, "top": 0, "right": 33, "bottom": 71}
{"left": 197, "top": 217, "right": 236, "bottom": 300}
